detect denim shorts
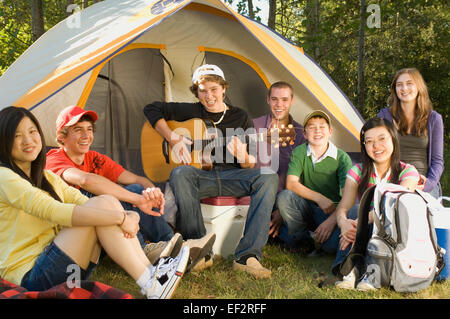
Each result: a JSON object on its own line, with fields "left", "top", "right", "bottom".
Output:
{"left": 21, "top": 241, "right": 97, "bottom": 291}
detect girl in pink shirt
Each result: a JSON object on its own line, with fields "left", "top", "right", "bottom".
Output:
{"left": 332, "top": 117, "right": 419, "bottom": 290}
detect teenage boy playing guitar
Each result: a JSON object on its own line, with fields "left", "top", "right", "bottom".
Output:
{"left": 143, "top": 64, "right": 278, "bottom": 278}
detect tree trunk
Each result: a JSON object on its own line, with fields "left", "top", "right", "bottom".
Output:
{"left": 247, "top": 0, "right": 254, "bottom": 19}
{"left": 66, "top": 0, "right": 74, "bottom": 17}
{"left": 305, "top": 0, "right": 320, "bottom": 60}
{"left": 314, "top": 0, "right": 320, "bottom": 59}
{"left": 268, "top": 0, "right": 276, "bottom": 30}
{"left": 30, "top": 0, "right": 45, "bottom": 42}
{"left": 357, "top": 0, "right": 366, "bottom": 115}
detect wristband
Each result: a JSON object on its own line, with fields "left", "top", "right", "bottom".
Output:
{"left": 119, "top": 211, "right": 127, "bottom": 226}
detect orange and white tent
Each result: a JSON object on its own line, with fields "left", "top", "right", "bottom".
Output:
{"left": 0, "top": 0, "right": 364, "bottom": 176}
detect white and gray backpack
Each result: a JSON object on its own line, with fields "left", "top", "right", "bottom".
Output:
{"left": 340, "top": 184, "right": 445, "bottom": 293}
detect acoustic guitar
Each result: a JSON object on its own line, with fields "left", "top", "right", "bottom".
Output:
{"left": 141, "top": 118, "right": 296, "bottom": 182}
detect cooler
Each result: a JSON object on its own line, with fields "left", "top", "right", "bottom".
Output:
{"left": 433, "top": 197, "right": 450, "bottom": 280}
{"left": 201, "top": 196, "right": 250, "bottom": 257}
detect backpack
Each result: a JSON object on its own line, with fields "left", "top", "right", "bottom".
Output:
{"left": 339, "top": 183, "right": 446, "bottom": 293}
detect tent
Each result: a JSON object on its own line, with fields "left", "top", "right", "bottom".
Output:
{"left": 0, "top": 0, "right": 364, "bottom": 179}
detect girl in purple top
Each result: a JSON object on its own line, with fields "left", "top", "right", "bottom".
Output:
{"left": 378, "top": 68, "right": 444, "bottom": 197}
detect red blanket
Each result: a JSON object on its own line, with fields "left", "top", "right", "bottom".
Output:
{"left": 0, "top": 277, "right": 133, "bottom": 299}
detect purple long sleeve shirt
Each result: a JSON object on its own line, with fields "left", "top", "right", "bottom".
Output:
{"left": 253, "top": 114, "right": 306, "bottom": 192}
{"left": 378, "top": 107, "right": 444, "bottom": 193}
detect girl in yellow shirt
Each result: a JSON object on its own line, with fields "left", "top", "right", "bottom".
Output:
{"left": 0, "top": 106, "right": 189, "bottom": 299}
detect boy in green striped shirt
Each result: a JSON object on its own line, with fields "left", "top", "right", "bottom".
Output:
{"left": 277, "top": 110, "right": 352, "bottom": 255}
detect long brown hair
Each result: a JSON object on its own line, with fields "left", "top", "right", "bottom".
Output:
{"left": 358, "top": 118, "right": 402, "bottom": 198}
{"left": 387, "top": 67, "right": 432, "bottom": 136}
{"left": 0, "top": 106, "right": 61, "bottom": 201}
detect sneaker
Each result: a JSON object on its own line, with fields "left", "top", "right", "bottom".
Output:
{"left": 143, "top": 245, "right": 190, "bottom": 299}
{"left": 191, "top": 253, "right": 214, "bottom": 272}
{"left": 160, "top": 233, "right": 183, "bottom": 259}
{"left": 356, "top": 273, "right": 377, "bottom": 291}
{"left": 144, "top": 233, "right": 183, "bottom": 264}
{"left": 183, "top": 233, "right": 216, "bottom": 272}
{"left": 335, "top": 267, "right": 356, "bottom": 289}
{"left": 232, "top": 256, "right": 272, "bottom": 279}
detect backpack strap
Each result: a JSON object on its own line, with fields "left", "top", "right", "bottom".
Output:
{"left": 376, "top": 191, "right": 402, "bottom": 248}
{"left": 415, "top": 190, "right": 446, "bottom": 279}
{"left": 339, "top": 185, "right": 375, "bottom": 277}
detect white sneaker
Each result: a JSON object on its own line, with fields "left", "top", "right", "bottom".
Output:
{"left": 143, "top": 245, "right": 190, "bottom": 299}
{"left": 356, "top": 273, "right": 377, "bottom": 291}
{"left": 335, "top": 267, "right": 356, "bottom": 289}
{"left": 144, "top": 233, "right": 183, "bottom": 264}
{"left": 159, "top": 233, "right": 183, "bottom": 260}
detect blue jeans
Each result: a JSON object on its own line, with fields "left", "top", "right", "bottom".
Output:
{"left": 21, "top": 241, "right": 97, "bottom": 291}
{"left": 277, "top": 190, "right": 340, "bottom": 254}
{"left": 169, "top": 166, "right": 278, "bottom": 260}
{"left": 331, "top": 205, "right": 359, "bottom": 275}
{"left": 81, "top": 184, "right": 174, "bottom": 245}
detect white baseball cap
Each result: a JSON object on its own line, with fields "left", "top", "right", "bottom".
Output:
{"left": 192, "top": 64, "right": 225, "bottom": 84}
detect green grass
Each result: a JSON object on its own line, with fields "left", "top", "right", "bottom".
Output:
{"left": 91, "top": 243, "right": 450, "bottom": 299}
{"left": 91, "top": 143, "right": 450, "bottom": 299}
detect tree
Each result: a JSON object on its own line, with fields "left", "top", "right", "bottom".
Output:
{"left": 30, "top": 0, "right": 44, "bottom": 41}
{"left": 304, "top": 0, "right": 320, "bottom": 60}
{"left": 66, "top": 0, "right": 74, "bottom": 17}
{"left": 0, "top": 0, "right": 448, "bottom": 142}
{"left": 268, "top": 0, "right": 276, "bottom": 30}
{"left": 247, "top": 0, "right": 255, "bottom": 19}
{"left": 357, "top": 0, "right": 366, "bottom": 114}
{"left": 225, "top": 0, "right": 261, "bottom": 22}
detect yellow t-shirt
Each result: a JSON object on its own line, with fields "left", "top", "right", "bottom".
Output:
{"left": 0, "top": 167, "right": 89, "bottom": 285}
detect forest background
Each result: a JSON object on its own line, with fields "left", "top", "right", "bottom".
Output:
{"left": 0, "top": 0, "right": 448, "bottom": 143}
{"left": 0, "top": 0, "right": 448, "bottom": 299}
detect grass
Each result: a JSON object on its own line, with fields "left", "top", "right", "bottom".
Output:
{"left": 91, "top": 243, "right": 450, "bottom": 299}
{"left": 90, "top": 143, "right": 450, "bottom": 299}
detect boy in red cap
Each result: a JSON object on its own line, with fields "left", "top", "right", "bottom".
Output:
{"left": 46, "top": 105, "right": 215, "bottom": 271}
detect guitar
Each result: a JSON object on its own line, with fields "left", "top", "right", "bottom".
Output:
{"left": 141, "top": 118, "right": 297, "bottom": 182}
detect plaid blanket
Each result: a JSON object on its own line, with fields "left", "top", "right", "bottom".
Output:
{"left": 0, "top": 277, "right": 133, "bottom": 299}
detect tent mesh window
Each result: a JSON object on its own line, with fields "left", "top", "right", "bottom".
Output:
{"left": 84, "top": 49, "right": 270, "bottom": 178}
{"left": 85, "top": 48, "right": 164, "bottom": 176}
{"left": 205, "top": 51, "right": 269, "bottom": 119}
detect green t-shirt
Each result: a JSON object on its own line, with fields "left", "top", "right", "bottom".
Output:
{"left": 286, "top": 143, "right": 352, "bottom": 203}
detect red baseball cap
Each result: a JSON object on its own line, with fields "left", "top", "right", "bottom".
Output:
{"left": 56, "top": 105, "right": 98, "bottom": 132}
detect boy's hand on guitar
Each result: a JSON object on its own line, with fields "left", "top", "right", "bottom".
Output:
{"left": 227, "top": 136, "right": 248, "bottom": 162}
{"left": 136, "top": 187, "right": 165, "bottom": 216}
{"left": 169, "top": 131, "right": 193, "bottom": 164}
